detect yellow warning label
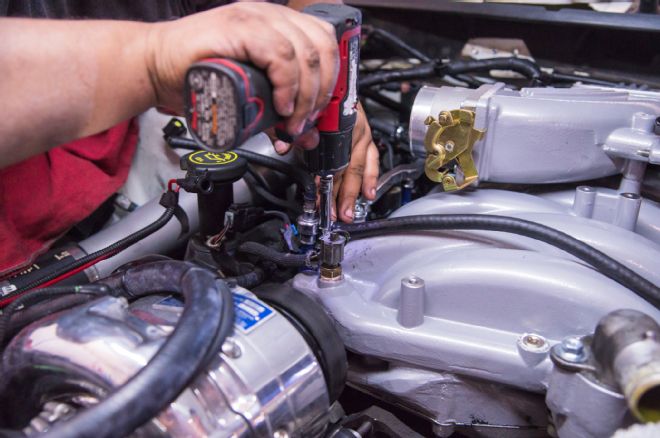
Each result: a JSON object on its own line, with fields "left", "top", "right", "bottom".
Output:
{"left": 188, "top": 151, "right": 238, "bottom": 166}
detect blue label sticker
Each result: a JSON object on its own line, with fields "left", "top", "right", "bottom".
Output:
{"left": 233, "top": 293, "right": 274, "bottom": 333}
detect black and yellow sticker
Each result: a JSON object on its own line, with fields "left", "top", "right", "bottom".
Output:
{"left": 188, "top": 150, "right": 238, "bottom": 166}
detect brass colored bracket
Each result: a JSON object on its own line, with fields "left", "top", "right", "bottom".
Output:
{"left": 423, "top": 109, "right": 485, "bottom": 191}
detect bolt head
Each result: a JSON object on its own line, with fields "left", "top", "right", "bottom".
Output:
{"left": 554, "top": 336, "right": 588, "bottom": 363}
{"left": 221, "top": 338, "right": 242, "bottom": 359}
{"left": 523, "top": 334, "right": 546, "bottom": 348}
{"left": 518, "top": 333, "right": 549, "bottom": 354}
{"left": 444, "top": 141, "right": 455, "bottom": 153}
{"left": 562, "top": 337, "right": 584, "bottom": 354}
{"left": 438, "top": 112, "right": 450, "bottom": 125}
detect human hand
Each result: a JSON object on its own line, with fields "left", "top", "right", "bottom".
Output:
{"left": 146, "top": 2, "right": 339, "bottom": 137}
{"left": 332, "top": 103, "right": 379, "bottom": 223}
{"left": 269, "top": 103, "right": 379, "bottom": 223}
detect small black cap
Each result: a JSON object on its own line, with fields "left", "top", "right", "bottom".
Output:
{"left": 180, "top": 150, "right": 248, "bottom": 184}
{"left": 163, "top": 118, "right": 188, "bottom": 140}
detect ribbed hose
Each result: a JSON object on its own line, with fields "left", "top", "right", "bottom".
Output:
{"left": 43, "top": 261, "right": 233, "bottom": 438}
{"left": 1, "top": 294, "right": 94, "bottom": 346}
{"left": 8, "top": 192, "right": 178, "bottom": 297}
{"left": 359, "top": 57, "right": 543, "bottom": 89}
{"left": 440, "top": 58, "right": 542, "bottom": 84}
{"left": 238, "top": 241, "right": 309, "bottom": 268}
{"left": 359, "top": 63, "right": 436, "bottom": 89}
{"left": 338, "top": 215, "right": 660, "bottom": 308}
{"left": 228, "top": 267, "right": 266, "bottom": 289}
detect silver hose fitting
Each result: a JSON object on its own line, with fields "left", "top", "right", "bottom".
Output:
{"left": 319, "top": 232, "right": 346, "bottom": 282}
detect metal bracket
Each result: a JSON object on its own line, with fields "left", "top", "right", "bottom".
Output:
{"left": 423, "top": 109, "right": 485, "bottom": 191}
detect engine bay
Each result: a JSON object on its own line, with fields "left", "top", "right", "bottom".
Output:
{"left": 0, "top": 2, "right": 659, "bottom": 437}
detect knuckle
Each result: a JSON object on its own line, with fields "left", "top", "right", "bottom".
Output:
{"left": 324, "top": 40, "right": 339, "bottom": 61}
{"left": 304, "top": 47, "right": 321, "bottom": 71}
{"left": 347, "top": 164, "right": 365, "bottom": 177}
{"left": 226, "top": 6, "right": 253, "bottom": 24}
{"left": 276, "top": 41, "right": 296, "bottom": 61}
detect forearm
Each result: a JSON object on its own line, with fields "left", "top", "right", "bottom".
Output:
{"left": 0, "top": 18, "right": 156, "bottom": 167}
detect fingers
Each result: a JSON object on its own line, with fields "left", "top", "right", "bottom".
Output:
{"left": 274, "top": 139, "right": 291, "bottom": 155}
{"left": 337, "top": 141, "right": 369, "bottom": 223}
{"left": 337, "top": 106, "right": 380, "bottom": 223}
{"left": 278, "top": 16, "right": 321, "bottom": 135}
{"left": 363, "top": 140, "right": 379, "bottom": 199}
{"left": 217, "top": 6, "right": 300, "bottom": 118}
{"left": 302, "top": 16, "right": 340, "bottom": 113}
{"left": 151, "top": 3, "right": 339, "bottom": 125}
{"left": 283, "top": 13, "right": 338, "bottom": 135}
{"left": 228, "top": 5, "right": 338, "bottom": 136}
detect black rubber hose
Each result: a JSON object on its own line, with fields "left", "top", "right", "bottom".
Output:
{"left": 368, "top": 28, "right": 432, "bottom": 63}
{"left": 364, "top": 29, "right": 484, "bottom": 89}
{"left": 227, "top": 267, "right": 266, "bottom": 289}
{"left": 238, "top": 241, "right": 309, "bottom": 268}
{"left": 253, "top": 185, "right": 302, "bottom": 214}
{"left": 0, "top": 285, "right": 109, "bottom": 349}
{"left": 43, "top": 261, "right": 233, "bottom": 438}
{"left": 338, "top": 215, "right": 660, "bottom": 308}
{"left": 440, "top": 58, "right": 542, "bottom": 84}
{"left": 359, "top": 63, "right": 436, "bottom": 89}
{"left": 361, "top": 89, "right": 405, "bottom": 113}
{"left": 165, "top": 136, "right": 198, "bottom": 150}
{"left": 359, "top": 57, "right": 543, "bottom": 90}
{"left": 8, "top": 191, "right": 178, "bottom": 296}
{"left": 1, "top": 294, "right": 95, "bottom": 345}
{"left": 236, "top": 149, "right": 316, "bottom": 195}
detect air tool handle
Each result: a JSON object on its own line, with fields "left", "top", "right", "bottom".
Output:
{"left": 183, "top": 3, "right": 361, "bottom": 176}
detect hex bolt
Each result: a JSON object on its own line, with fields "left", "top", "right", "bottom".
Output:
{"left": 555, "top": 336, "right": 588, "bottom": 363}
{"left": 563, "top": 337, "right": 584, "bottom": 355}
{"left": 397, "top": 276, "right": 425, "bottom": 328}
{"left": 353, "top": 201, "right": 368, "bottom": 224}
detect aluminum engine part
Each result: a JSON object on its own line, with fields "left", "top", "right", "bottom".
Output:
{"left": 591, "top": 309, "right": 660, "bottom": 423}
{"left": 3, "top": 290, "right": 330, "bottom": 437}
{"left": 546, "top": 309, "right": 660, "bottom": 437}
{"left": 409, "top": 84, "right": 660, "bottom": 185}
{"left": 293, "top": 187, "right": 660, "bottom": 436}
